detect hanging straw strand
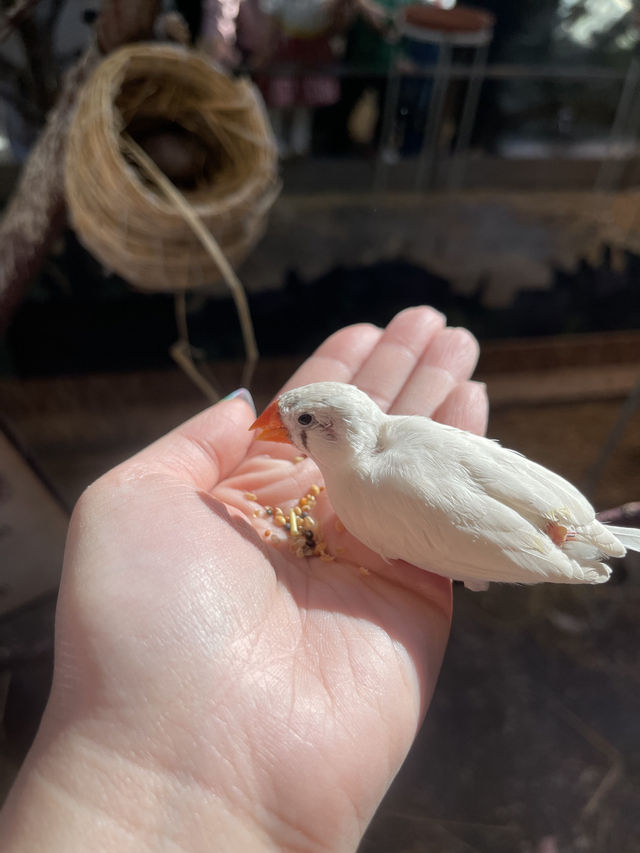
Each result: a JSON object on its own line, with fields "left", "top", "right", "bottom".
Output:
{"left": 121, "top": 132, "right": 258, "bottom": 387}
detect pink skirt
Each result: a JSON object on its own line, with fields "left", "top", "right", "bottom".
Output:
{"left": 258, "top": 35, "right": 339, "bottom": 108}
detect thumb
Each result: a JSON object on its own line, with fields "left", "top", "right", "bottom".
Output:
{"left": 124, "top": 389, "right": 257, "bottom": 490}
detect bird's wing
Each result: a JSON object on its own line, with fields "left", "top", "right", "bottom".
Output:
{"left": 435, "top": 423, "right": 596, "bottom": 530}
{"left": 439, "top": 491, "right": 609, "bottom": 585}
{"left": 369, "top": 419, "right": 612, "bottom": 584}
{"left": 606, "top": 524, "right": 640, "bottom": 551}
{"left": 365, "top": 457, "right": 605, "bottom": 584}
{"left": 448, "top": 428, "right": 627, "bottom": 558}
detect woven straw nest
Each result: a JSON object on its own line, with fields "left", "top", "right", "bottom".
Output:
{"left": 65, "top": 43, "right": 279, "bottom": 292}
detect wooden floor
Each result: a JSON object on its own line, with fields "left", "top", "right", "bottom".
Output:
{"left": 1, "top": 333, "right": 640, "bottom": 851}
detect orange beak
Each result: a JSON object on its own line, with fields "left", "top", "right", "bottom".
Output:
{"left": 249, "top": 400, "right": 291, "bottom": 443}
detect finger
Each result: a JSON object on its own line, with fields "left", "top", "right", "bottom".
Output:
{"left": 279, "top": 322, "right": 382, "bottom": 394}
{"left": 389, "top": 327, "right": 480, "bottom": 416}
{"left": 350, "top": 306, "right": 446, "bottom": 411}
{"left": 432, "top": 381, "right": 489, "bottom": 436}
{"left": 121, "top": 396, "right": 256, "bottom": 490}
{"left": 422, "top": 326, "right": 480, "bottom": 382}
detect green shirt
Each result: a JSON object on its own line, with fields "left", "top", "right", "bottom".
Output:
{"left": 347, "top": 0, "right": 410, "bottom": 73}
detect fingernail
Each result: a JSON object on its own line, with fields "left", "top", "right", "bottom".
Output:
{"left": 222, "top": 388, "right": 256, "bottom": 414}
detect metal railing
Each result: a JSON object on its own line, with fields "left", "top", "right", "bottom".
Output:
{"left": 252, "top": 52, "right": 640, "bottom": 195}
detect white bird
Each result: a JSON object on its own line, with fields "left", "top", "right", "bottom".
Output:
{"left": 250, "top": 381, "right": 640, "bottom": 590}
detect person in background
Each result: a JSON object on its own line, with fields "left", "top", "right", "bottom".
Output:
{"left": 325, "top": 1, "right": 490, "bottom": 157}
{"left": 252, "top": 0, "right": 351, "bottom": 158}
{"left": 321, "top": 0, "right": 410, "bottom": 156}
{"left": 198, "top": 0, "right": 243, "bottom": 66}
{"left": 172, "top": 0, "right": 245, "bottom": 68}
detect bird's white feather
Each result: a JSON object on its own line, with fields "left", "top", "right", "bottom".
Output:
{"left": 275, "top": 382, "right": 639, "bottom": 589}
{"left": 326, "top": 421, "right": 608, "bottom": 586}
{"left": 605, "top": 524, "right": 640, "bottom": 550}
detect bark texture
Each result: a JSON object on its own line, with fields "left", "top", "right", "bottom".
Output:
{"left": 0, "top": 0, "right": 161, "bottom": 331}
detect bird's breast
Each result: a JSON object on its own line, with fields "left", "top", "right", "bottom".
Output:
{"left": 323, "top": 462, "right": 424, "bottom": 561}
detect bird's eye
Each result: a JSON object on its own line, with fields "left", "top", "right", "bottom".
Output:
{"left": 297, "top": 413, "right": 313, "bottom": 426}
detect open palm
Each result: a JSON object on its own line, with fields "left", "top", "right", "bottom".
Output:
{"left": 40, "top": 307, "right": 487, "bottom": 852}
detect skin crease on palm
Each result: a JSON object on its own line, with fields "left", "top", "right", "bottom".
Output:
{"left": 0, "top": 307, "right": 488, "bottom": 853}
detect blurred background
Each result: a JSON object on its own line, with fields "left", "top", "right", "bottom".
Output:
{"left": 1, "top": 1, "right": 640, "bottom": 851}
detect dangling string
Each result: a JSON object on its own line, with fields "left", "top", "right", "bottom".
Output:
{"left": 170, "top": 291, "right": 220, "bottom": 403}
{"left": 121, "top": 132, "right": 259, "bottom": 393}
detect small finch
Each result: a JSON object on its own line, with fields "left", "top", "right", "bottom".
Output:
{"left": 251, "top": 382, "right": 640, "bottom": 591}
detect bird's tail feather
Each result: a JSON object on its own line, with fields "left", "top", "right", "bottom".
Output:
{"left": 607, "top": 525, "right": 640, "bottom": 552}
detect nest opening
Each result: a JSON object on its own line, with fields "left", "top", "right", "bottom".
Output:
{"left": 116, "top": 74, "right": 233, "bottom": 194}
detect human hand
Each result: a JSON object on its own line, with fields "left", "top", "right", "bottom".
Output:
{"left": 1, "top": 307, "right": 487, "bottom": 852}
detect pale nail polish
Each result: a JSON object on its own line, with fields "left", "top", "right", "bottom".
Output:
{"left": 223, "top": 388, "right": 256, "bottom": 414}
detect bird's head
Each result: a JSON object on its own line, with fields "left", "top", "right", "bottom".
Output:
{"left": 250, "top": 382, "right": 383, "bottom": 467}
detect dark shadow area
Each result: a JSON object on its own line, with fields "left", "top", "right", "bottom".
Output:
{"left": 4, "top": 234, "right": 640, "bottom": 377}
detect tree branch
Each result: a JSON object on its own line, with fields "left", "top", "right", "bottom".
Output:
{"left": 96, "top": 0, "right": 161, "bottom": 53}
{"left": 45, "top": 0, "right": 66, "bottom": 29}
{"left": 0, "top": 79, "right": 43, "bottom": 125}
{"left": 0, "top": 46, "right": 98, "bottom": 328}
{"left": 0, "top": 0, "right": 42, "bottom": 45}
{"left": 0, "top": 0, "right": 162, "bottom": 331}
{"left": 16, "top": 11, "right": 60, "bottom": 113}
{"left": 0, "top": 51, "right": 22, "bottom": 81}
